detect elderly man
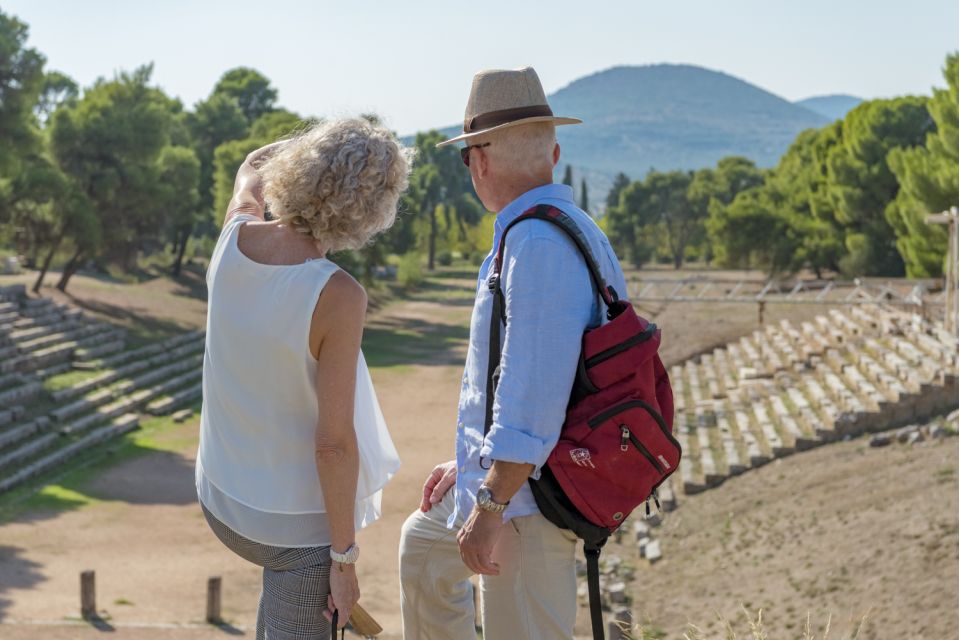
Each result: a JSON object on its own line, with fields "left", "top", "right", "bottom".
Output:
{"left": 398, "top": 67, "right": 629, "bottom": 639}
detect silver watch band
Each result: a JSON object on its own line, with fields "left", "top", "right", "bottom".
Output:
{"left": 330, "top": 543, "right": 359, "bottom": 565}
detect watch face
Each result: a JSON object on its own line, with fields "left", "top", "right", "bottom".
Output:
{"left": 477, "top": 486, "right": 491, "bottom": 506}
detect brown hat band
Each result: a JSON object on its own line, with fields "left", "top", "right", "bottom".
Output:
{"left": 465, "top": 104, "right": 554, "bottom": 133}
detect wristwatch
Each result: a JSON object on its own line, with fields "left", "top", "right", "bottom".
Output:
{"left": 330, "top": 543, "right": 360, "bottom": 569}
{"left": 476, "top": 485, "right": 509, "bottom": 514}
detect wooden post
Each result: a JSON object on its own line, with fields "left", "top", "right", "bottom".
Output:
{"left": 206, "top": 576, "right": 222, "bottom": 624}
{"left": 80, "top": 570, "right": 96, "bottom": 619}
{"left": 927, "top": 207, "right": 959, "bottom": 337}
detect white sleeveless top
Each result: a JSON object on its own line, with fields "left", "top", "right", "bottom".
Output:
{"left": 196, "top": 213, "right": 400, "bottom": 547}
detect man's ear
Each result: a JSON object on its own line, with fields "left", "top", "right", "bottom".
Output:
{"left": 475, "top": 146, "right": 491, "bottom": 179}
{"left": 552, "top": 143, "right": 561, "bottom": 167}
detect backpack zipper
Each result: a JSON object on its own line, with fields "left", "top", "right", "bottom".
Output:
{"left": 588, "top": 398, "right": 682, "bottom": 461}
{"left": 583, "top": 323, "right": 658, "bottom": 369}
{"left": 620, "top": 424, "right": 665, "bottom": 473}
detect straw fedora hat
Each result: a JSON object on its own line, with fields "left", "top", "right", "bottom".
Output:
{"left": 436, "top": 66, "right": 581, "bottom": 147}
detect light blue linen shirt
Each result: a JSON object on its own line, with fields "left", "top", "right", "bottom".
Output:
{"left": 450, "top": 183, "right": 628, "bottom": 526}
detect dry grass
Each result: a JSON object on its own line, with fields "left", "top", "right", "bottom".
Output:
{"left": 624, "top": 607, "right": 870, "bottom": 640}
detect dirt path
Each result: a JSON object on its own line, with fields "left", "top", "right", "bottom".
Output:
{"left": 0, "top": 274, "right": 474, "bottom": 639}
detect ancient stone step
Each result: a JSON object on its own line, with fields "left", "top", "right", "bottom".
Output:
{"left": 0, "top": 415, "right": 51, "bottom": 450}
{"left": 146, "top": 383, "right": 202, "bottom": 416}
{"left": 0, "top": 413, "right": 139, "bottom": 494}
{"left": 0, "top": 380, "right": 42, "bottom": 406}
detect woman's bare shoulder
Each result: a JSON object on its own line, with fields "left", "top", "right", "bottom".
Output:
{"left": 318, "top": 270, "right": 368, "bottom": 319}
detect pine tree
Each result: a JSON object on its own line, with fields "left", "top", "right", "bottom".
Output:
{"left": 579, "top": 177, "right": 589, "bottom": 213}
{"left": 562, "top": 164, "right": 573, "bottom": 187}
{"left": 606, "top": 172, "right": 631, "bottom": 210}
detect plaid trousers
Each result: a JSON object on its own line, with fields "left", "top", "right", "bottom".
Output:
{"left": 202, "top": 504, "right": 332, "bottom": 640}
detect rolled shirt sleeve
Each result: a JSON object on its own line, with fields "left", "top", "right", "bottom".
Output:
{"left": 479, "top": 226, "right": 596, "bottom": 476}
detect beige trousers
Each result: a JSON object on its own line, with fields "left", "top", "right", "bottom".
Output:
{"left": 399, "top": 490, "right": 578, "bottom": 640}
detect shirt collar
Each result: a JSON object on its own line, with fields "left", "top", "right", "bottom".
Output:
{"left": 493, "top": 183, "right": 575, "bottom": 237}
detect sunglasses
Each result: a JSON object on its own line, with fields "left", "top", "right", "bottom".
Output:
{"left": 460, "top": 142, "right": 491, "bottom": 167}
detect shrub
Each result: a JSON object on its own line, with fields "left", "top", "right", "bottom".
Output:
{"left": 437, "top": 250, "right": 453, "bottom": 266}
{"left": 397, "top": 252, "right": 424, "bottom": 287}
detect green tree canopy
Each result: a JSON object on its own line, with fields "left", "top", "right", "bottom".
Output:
{"left": 35, "top": 70, "right": 78, "bottom": 124}
{"left": 212, "top": 67, "right": 277, "bottom": 123}
{"left": 826, "top": 96, "right": 933, "bottom": 276}
{"left": 888, "top": 52, "right": 959, "bottom": 277}
{"left": 50, "top": 64, "right": 195, "bottom": 288}
{"left": 0, "top": 9, "right": 45, "bottom": 221}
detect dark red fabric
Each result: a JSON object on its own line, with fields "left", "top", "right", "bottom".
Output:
{"left": 549, "top": 301, "right": 679, "bottom": 530}
{"left": 492, "top": 205, "right": 680, "bottom": 535}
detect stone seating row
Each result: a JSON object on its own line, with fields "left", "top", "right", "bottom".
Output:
{"left": 51, "top": 354, "right": 203, "bottom": 423}
{"left": 53, "top": 332, "right": 205, "bottom": 402}
{"left": 0, "top": 414, "right": 139, "bottom": 494}
{"left": 145, "top": 382, "right": 202, "bottom": 415}
{"left": 671, "top": 305, "right": 958, "bottom": 495}
{"left": 85, "top": 329, "right": 205, "bottom": 371}
{"left": 0, "top": 367, "right": 201, "bottom": 476}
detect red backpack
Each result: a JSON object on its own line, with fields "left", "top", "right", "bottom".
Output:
{"left": 484, "top": 204, "right": 680, "bottom": 640}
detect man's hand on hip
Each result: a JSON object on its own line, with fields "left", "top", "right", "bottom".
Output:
{"left": 456, "top": 507, "right": 503, "bottom": 575}
{"left": 420, "top": 460, "right": 457, "bottom": 512}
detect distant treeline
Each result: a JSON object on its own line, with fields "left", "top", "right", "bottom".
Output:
{"left": 604, "top": 53, "right": 959, "bottom": 278}
{"left": 2, "top": 5, "right": 956, "bottom": 291}
{"left": 0, "top": 8, "right": 490, "bottom": 292}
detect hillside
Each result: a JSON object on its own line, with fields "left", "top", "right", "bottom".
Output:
{"left": 429, "top": 64, "right": 830, "bottom": 198}
{"left": 796, "top": 93, "right": 863, "bottom": 121}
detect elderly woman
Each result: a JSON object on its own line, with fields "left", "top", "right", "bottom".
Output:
{"left": 196, "top": 118, "right": 411, "bottom": 638}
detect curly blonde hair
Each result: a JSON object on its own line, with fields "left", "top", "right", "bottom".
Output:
{"left": 260, "top": 118, "right": 413, "bottom": 251}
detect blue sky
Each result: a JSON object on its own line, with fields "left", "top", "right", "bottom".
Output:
{"left": 7, "top": 0, "right": 958, "bottom": 135}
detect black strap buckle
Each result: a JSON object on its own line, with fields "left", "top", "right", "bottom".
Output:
{"left": 487, "top": 273, "right": 500, "bottom": 292}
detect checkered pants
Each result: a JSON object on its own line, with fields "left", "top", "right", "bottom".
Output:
{"left": 202, "top": 505, "right": 332, "bottom": 639}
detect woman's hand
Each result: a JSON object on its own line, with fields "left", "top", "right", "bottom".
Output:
{"left": 325, "top": 563, "right": 359, "bottom": 629}
{"left": 244, "top": 140, "right": 288, "bottom": 171}
{"left": 223, "top": 140, "right": 290, "bottom": 222}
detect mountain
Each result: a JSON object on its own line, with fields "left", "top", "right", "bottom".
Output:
{"left": 429, "top": 64, "right": 829, "bottom": 191}
{"left": 795, "top": 94, "right": 863, "bottom": 121}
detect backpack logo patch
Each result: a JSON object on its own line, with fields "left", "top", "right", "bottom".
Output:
{"left": 657, "top": 454, "right": 671, "bottom": 470}
{"left": 570, "top": 448, "right": 596, "bottom": 469}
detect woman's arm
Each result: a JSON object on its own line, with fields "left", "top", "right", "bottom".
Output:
{"left": 311, "top": 270, "right": 368, "bottom": 627}
{"left": 222, "top": 141, "right": 287, "bottom": 225}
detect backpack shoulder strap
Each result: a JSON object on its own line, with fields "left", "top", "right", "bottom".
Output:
{"left": 482, "top": 204, "right": 620, "bottom": 459}
{"left": 491, "top": 204, "right": 618, "bottom": 307}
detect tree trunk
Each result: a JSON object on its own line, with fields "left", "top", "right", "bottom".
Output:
{"left": 172, "top": 225, "right": 192, "bottom": 277}
{"left": 673, "top": 252, "right": 683, "bottom": 269}
{"left": 33, "top": 233, "right": 64, "bottom": 293}
{"left": 428, "top": 204, "right": 437, "bottom": 271}
{"left": 56, "top": 249, "right": 84, "bottom": 292}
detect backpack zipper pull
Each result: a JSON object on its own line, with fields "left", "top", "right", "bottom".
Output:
{"left": 620, "top": 425, "right": 630, "bottom": 452}
{"left": 653, "top": 489, "right": 661, "bottom": 512}
{"left": 645, "top": 497, "right": 651, "bottom": 518}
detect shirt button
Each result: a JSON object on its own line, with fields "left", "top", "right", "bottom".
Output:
{"left": 459, "top": 466, "right": 466, "bottom": 473}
